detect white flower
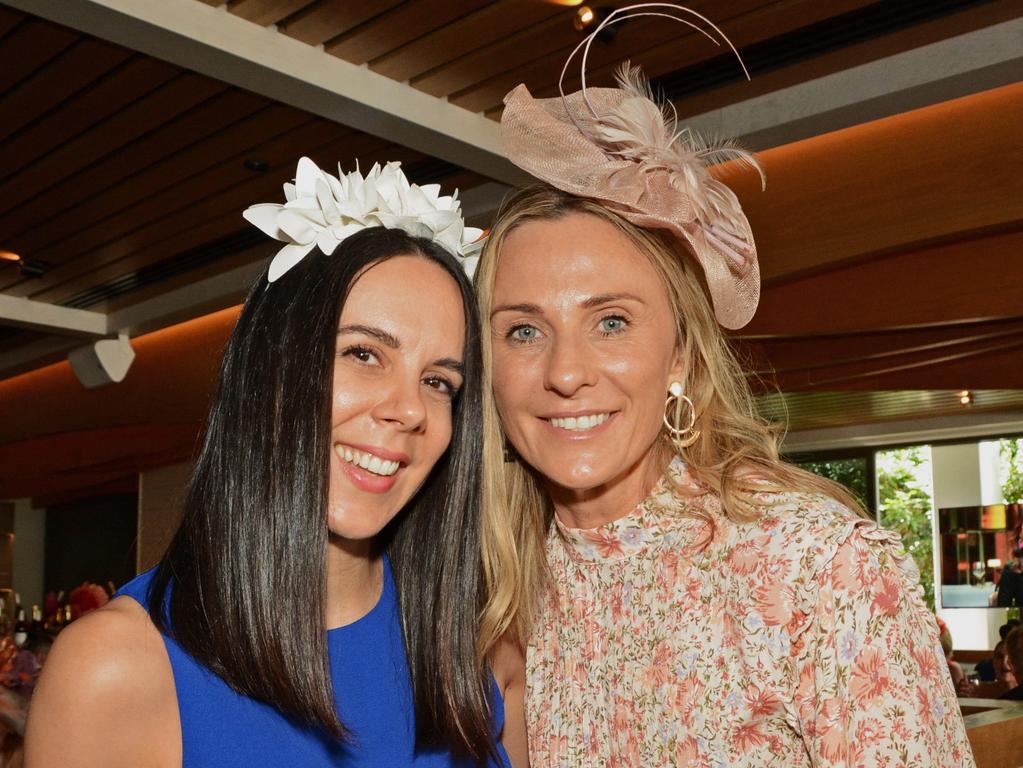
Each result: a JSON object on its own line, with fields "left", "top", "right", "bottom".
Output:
{"left": 242, "top": 157, "right": 485, "bottom": 283}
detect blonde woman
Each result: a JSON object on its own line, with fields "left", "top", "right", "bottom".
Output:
{"left": 472, "top": 6, "right": 974, "bottom": 766}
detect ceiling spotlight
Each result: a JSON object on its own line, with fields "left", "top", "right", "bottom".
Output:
{"left": 0, "top": 250, "right": 20, "bottom": 263}
{"left": 573, "top": 6, "right": 619, "bottom": 42}
{"left": 958, "top": 390, "right": 974, "bottom": 406}
{"left": 244, "top": 159, "right": 269, "bottom": 173}
{"left": 574, "top": 5, "right": 594, "bottom": 29}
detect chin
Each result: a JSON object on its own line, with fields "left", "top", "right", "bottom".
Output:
{"left": 531, "top": 454, "right": 612, "bottom": 491}
{"left": 326, "top": 507, "right": 397, "bottom": 542}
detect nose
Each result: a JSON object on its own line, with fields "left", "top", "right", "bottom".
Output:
{"left": 372, "top": 377, "right": 427, "bottom": 432}
{"left": 543, "top": 334, "right": 597, "bottom": 397}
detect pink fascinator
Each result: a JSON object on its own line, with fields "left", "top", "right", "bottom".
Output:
{"left": 501, "top": 3, "right": 765, "bottom": 329}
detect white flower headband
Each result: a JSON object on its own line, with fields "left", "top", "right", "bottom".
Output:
{"left": 243, "top": 157, "right": 485, "bottom": 282}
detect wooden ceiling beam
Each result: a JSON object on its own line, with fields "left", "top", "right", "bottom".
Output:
{"left": 6, "top": 104, "right": 317, "bottom": 264}
{"left": 0, "top": 36, "right": 133, "bottom": 144}
{"left": 325, "top": 0, "right": 486, "bottom": 66}
{"left": 0, "top": 17, "right": 80, "bottom": 94}
{"left": 368, "top": 1, "right": 560, "bottom": 83}
{"left": 0, "top": 87, "right": 270, "bottom": 247}
{"left": 278, "top": 0, "right": 402, "bottom": 47}
{"left": 5, "top": 0, "right": 523, "bottom": 184}
{"left": 0, "top": 75, "right": 229, "bottom": 236}
{"left": 0, "top": 56, "right": 181, "bottom": 191}
{"left": 8, "top": 135, "right": 404, "bottom": 305}
{"left": 549, "top": 0, "right": 873, "bottom": 101}
{"left": 226, "top": 0, "right": 317, "bottom": 27}
{"left": 451, "top": 0, "right": 783, "bottom": 113}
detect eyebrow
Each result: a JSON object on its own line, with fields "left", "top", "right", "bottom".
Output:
{"left": 338, "top": 325, "right": 464, "bottom": 376}
{"left": 337, "top": 324, "right": 399, "bottom": 348}
{"left": 434, "top": 358, "right": 465, "bottom": 376}
{"left": 580, "top": 292, "right": 644, "bottom": 309}
{"left": 491, "top": 302, "right": 542, "bottom": 316}
{"left": 491, "top": 293, "right": 644, "bottom": 316}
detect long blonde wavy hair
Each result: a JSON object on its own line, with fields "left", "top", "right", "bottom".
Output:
{"left": 476, "top": 184, "right": 866, "bottom": 654}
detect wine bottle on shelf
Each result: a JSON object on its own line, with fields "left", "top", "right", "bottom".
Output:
{"left": 30, "top": 604, "right": 43, "bottom": 638}
{"left": 13, "top": 609, "right": 27, "bottom": 648}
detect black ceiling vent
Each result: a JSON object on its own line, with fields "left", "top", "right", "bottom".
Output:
{"left": 62, "top": 227, "right": 268, "bottom": 310}
{"left": 654, "top": 0, "right": 997, "bottom": 102}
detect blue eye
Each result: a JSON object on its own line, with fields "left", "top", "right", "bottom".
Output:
{"left": 509, "top": 325, "right": 540, "bottom": 343}
{"left": 598, "top": 316, "right": 627, "bottom": 334}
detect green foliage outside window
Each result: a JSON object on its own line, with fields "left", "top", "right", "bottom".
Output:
{"left": 877, "top": 447, "right": 935, "bottom": 611}
{"left": 1002, "top": 438, "right": 1023, "bottom": 504}
{"left": 795, "top": 458, "right": 869, "bottom": 510}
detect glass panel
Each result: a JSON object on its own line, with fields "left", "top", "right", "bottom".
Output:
{"left": 877, "top": 446, "right": 935, "bottom": 611}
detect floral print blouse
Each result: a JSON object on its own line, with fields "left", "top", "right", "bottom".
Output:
{"left": 525, "top": 459, "right": 975, "bottom": 767}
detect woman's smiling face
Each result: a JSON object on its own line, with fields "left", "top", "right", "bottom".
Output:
{"left": 327, "top": 254, "right": 465, "bottom": 540}
{"left": 490, "top": 212, "right": 681, "bottom": 497}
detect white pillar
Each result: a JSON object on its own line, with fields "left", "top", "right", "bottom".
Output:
{"left": 931, "top": 443, "right": 1004, "bottom": 650}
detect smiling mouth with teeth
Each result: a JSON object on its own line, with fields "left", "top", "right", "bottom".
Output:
{"left": 547, "top": 413, "right": 612, "bottom": 431}
{"left": 335, "top": 445, "right": 402, "bottom": 476}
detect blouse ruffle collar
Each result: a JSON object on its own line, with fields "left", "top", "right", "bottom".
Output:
{"left": 553, "top": 457, "right": 707, "bottom": 563}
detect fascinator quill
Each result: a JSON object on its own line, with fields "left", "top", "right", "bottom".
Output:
{"left": 501, "top": 3, "right": 764, "bottom": 329}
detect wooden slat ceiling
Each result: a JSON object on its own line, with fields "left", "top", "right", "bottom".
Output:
{"left": 208, "top": 0, "right": 1014, "bottom": 118}
{"left": 0, "top": 4, "right": 483, "bottom": 344}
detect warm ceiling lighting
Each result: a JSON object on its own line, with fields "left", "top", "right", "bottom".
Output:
{"left": 549, "top": 0, "right": 584, "bottom": 5}
{"left": 958, "top": 390, "right": 974, "bottom": 406}
{"left": 0, "top": 250, "right": 20, "bottom": 262}
{"left": 574, "top": 5, "right": 595, "bottom": 30}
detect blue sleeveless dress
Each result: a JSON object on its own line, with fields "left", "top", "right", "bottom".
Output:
{"left": 117, "top": 562, "right": 510, "bottom": 767}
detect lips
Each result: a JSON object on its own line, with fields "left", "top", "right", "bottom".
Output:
{"left": 547, "top": 412, "right": 613, "bottom": 431}
{"left": 334, "top": 444, "right": 405, "bottom": 477}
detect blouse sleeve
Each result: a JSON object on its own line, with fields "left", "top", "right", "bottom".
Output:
{"left": 791, "top": 522, "right": 975, "bottom": 767}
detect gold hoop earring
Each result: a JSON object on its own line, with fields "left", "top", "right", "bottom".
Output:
{"left": 663, "top": 381, "right": 700, "bottom": 450}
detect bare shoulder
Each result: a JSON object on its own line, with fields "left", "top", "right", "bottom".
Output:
{"left": 490, "top": 636, "right": 528, "bottom": 768}
{"left": 491, "top": 635, "right": 525, "bottom": 693}
{"left": 25, "top": 596, "right": 180, "bottom": 768}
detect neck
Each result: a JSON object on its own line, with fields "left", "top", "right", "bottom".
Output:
{"left": 549, "top": 445, "right": 669, "bottom": 529}
{"left": 323, "top": 535, "right": 383, "bottom": 629}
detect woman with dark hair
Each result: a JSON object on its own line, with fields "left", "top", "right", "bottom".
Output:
{"left": 25, "top": 160, "right": 524, "bottom": 767}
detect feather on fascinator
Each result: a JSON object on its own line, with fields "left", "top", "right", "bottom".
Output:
{"left": 501, "top": 3, "right": 764, "bottom": 329}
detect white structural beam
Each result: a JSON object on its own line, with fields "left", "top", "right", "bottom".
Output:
{"left": 782, "top": 410, "right": 1023, "bottom": 454}
{"left": 684, "top": 18, "right": 1023, "bottom": 149}
{"left": 0, "top": 258, "right": 265, "bottom": 376}
{"left": 0, "top": 294, "right": 106, "bottom": 337}
{"left": 6, "top": 0, "right": 529, "bottom": 185}
{"left": 106, "top": 258, "right": 267, "bottom": 336}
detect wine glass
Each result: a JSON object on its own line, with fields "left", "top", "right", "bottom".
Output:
{"left": 972, "top": 561, "right": 986, "bottom": 585}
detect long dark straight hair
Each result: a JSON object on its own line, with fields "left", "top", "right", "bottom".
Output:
{"left": 149, "top": 227, "right": 493, "bottom": 759}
